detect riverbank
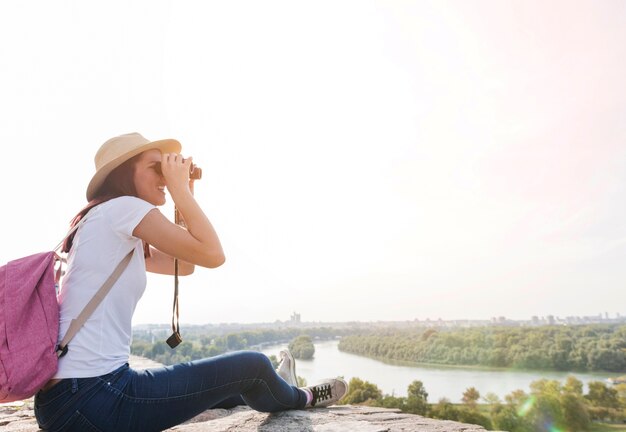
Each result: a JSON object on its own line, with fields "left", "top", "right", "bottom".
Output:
{"left": 261, "top": 340, "right": 621, "bottom": 401}
{"left": 337, "top": 346, "right": 625, "bottom": 379}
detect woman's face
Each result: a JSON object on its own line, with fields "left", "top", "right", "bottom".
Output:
{"left": 134, "top": 149, "right": 166, "bottom": 206}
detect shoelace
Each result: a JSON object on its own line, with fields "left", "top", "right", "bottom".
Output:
{"left": 311, "top": 384, "right": 333, "bottom": 406}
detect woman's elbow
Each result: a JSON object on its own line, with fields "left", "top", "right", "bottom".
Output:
{"left": 181, "top": 264, "right": 195, "bottom": 276}
{"left": 202, "top": 252, "right": 225, "bottom": 268}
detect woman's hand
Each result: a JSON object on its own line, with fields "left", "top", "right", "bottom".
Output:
{"left": 134, "top": 151, "right": 225, "bottom": 269}
{"left": 161, "top": 153, "right": 193, "bottom": 195}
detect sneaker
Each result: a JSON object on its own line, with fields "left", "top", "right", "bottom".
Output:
{"left": 303, "top": 378, "right": 349, "bottom": 408}
{"left": 276, "top": 349, "right": 297, "bottom": 386}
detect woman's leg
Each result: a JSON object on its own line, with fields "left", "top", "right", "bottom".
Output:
{"left": 75, "top": 351, "right": 307, "bottom": 432}
{"left": 210, "top": 394, "right": 245, "bottom": 409}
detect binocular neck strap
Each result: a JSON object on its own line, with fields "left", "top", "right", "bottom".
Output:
{"left": 166, "top": 207, "right": 182, "bottom": 348}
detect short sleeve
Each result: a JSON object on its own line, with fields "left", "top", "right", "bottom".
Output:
{"left": 102, "top": 196, "right": 156, "bottom": 238}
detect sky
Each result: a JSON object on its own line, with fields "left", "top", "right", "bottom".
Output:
{"left": 1, "top": 1, "right": 626, "bottom": 325}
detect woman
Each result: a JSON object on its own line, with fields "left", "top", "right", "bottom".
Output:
{"left": 34, "top": 133, "right": 348, "bottom": 432}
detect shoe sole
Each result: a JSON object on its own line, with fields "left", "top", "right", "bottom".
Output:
{"left": 281, "top": 349, "right": 298, "bottom": 386}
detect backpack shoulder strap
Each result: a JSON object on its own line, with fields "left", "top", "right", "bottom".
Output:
{"left": 56, "top": 248, "right": 135, "bottom": 357}
{"left": 53, "top": 211, "right": 93, "bottom": 253}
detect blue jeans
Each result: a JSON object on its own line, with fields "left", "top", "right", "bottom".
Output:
{"left": 34, "top": 351, "right": 307, "bottom": 431}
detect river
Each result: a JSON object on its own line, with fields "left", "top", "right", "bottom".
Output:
{"left": 260, "top": 340, "right": 621, "bottom": 403}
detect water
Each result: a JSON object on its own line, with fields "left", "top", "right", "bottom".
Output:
{"left": 260, "top": 340, "right": 621, "bottom": 403}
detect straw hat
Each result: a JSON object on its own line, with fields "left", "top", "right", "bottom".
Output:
{"left": 86, "top": 132, "right": 181, "bottom": 201}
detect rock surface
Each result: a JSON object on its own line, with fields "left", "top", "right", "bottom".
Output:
{"left": 1, "top": 356, "right": 491, "bottom": 432}
{"left": 168, "top": 405, "right": 490, "bottom": 431}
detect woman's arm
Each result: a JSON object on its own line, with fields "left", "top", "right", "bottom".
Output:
{"left": 133, "top": 153, "right": 225, "bottom": 269}
{"left": 145, "top": 246, "right": 195, "bottom": 276}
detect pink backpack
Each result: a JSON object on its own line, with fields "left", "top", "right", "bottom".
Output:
{"left": 0, "top": 252, "right": 60, "bottom": 402}
{"left": 0, "top": 216, "right": 134, "bottom": 403}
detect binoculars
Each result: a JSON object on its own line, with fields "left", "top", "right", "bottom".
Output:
{"left": 189, "top": 164, "right": 202, "bottom": 180}
{"left": 153, "top": 161, "right": 202, "bottom": 180}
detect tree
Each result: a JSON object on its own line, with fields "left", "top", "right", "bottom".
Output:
{"left": 587, "top": 348, "right": 626, "bottom": 372}
{"left": 483, "top": 392, "right": 500, "bottom": 405}
{"left": 430, "top": 398, "right": 459, "bottom": 421}
{"left": 458, "top": 408, "right": 492, "bottom": 430}
{"left": 586, "top": 381, "right": 620, "bottom": 408}
{"left": 504, "top": 389, "right": 528, "bottom": 410}
{"left": 491, "top": 404, "right": 526, "bottom": 432}
{"left": 527, "top": 379, "right": 565, "bottom": 432}
{"left": 404, "top": 380, "right": 429, "bottom": 415}
{"left": 339, "top": 377, "right": 383, "bottom": 405}
{"left": 178, "top": 341, "right": 194, "bottom": 357}
{"left": 267, "top": 354, "right": 279, "bottom": 369}
{"left": 407, "top": 380, "right": 428, "bottom": 400}
{"left": 288, "top": 335, "right": 315, "bottom": 360}
{"left": 380, "top": 395, "right": 406, "bottom": 410}
{"left": 614, "top": 383, "right": 626, "bottom": 407}
{"left": 462, "top": 387, "right": 480, "bottom": 408}
{"left": 225, "top": 333, "right": 246, "bottom": 350}
{"left": 560, "top": 393, "right": 591, "bottom": 431}
{"left": 203, "top": 344, "right": 224, "bottom": 357}
{"left": 562, "top": 376, "right": 583, "bottom": 396}
{"left": 150, "top": 341, "right": 168, "bottom": 357}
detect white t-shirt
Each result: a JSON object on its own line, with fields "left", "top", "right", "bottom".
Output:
{"left": 55, "top": 196, "right": 155, "bottom": 379}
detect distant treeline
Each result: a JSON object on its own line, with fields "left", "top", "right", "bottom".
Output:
{"left": 131, "top": 326, "right": 348, "bottom": 365}
{"left": 338, "top": 324, "right": 626, "bottom": 372}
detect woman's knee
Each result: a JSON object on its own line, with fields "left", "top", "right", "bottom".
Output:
{"left": 237, "top": 351, "right": 273, "bottom": 367}
{"left": 228, "top": 351, "right": 274, "bottom": 376}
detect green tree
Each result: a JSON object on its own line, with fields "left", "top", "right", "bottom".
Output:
{"left": 405, "top": 380, "right": 429, "bottom": 415}
{"left": 614, "top": 382, "right": 626, "bottom": 407}
{"left": 558, "top": 375, "right": 591, "bottom": 431}
{"left": 462, "top": 387, "right": 480, "bottom": 408}
{"left": 289, "top": 335, "right": 315, "bottom": 360}
{"left": 491, "top": 404, "right": 528, "bottom": 432}
{"left": 267, "top": 354, "right": 279, "bottom": 369}
{"left": 150, "top": 341, "right": 168, "bottom": 357}
{"left": 457, "top": 408, "right": 492, "bottom": 430}
{"left": 483, "top": 392, "right": 500, "bottom": 405}
{"left": 339, "top": 377, "right": 383, "bottom": 405}
{"left": 430, "top": 398, "right": 459, "bottom": 421}
{"left": 225, "top": 333, "right": 246, "bottom": 350}
{"left": 204, "top": 344, "right": 224, "bottom": 357}
{"left": 338, "top": 324, "right": 626, "bottom": 372}
{"left": 178, "top": 341, "right": 194, "bottom": 357}
{"left": 380, "top": 395, "right": 406, "bottom": 410}
{"left": 586, "top": 381, "right": 620, "bottom": 408}
{"left": 527, "top": 379, "right": 565, "bottom": 432}
{"left": 562, "top": 375, "right": 583, "bottom": 395}
{"left": 560, "top": 393, "right": 591, "bottom": 431}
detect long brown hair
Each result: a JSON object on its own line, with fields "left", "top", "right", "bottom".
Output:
{"left": 63, "top": 153, "right": 146, "bottom": 254}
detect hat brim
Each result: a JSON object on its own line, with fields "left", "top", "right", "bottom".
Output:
{"left": 86, "top": 138, "right": 182, "bottom": 201}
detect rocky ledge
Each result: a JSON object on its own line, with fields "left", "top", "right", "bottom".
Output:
{"left": 168, "top": 405, "right": 490, "bottom": 431}
{"left": 1, "top": 356, "right": 490, "bottom": 432}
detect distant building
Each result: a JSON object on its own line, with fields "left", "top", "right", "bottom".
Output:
{"left": 290, "top": 311, "right": 301, "bottom": 324}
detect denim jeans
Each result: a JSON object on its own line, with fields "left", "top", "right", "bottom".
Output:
{"left": 34, "top": 351, "right": 307, "bottom": 431}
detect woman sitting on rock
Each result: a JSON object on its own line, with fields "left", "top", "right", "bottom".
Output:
{"left": 34, "top": 133, "right": 347, "bottom": 432}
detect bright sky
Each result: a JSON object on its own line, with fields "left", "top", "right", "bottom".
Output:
{"left": 1, "top": 1, "right": 625, "bottom": 325}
